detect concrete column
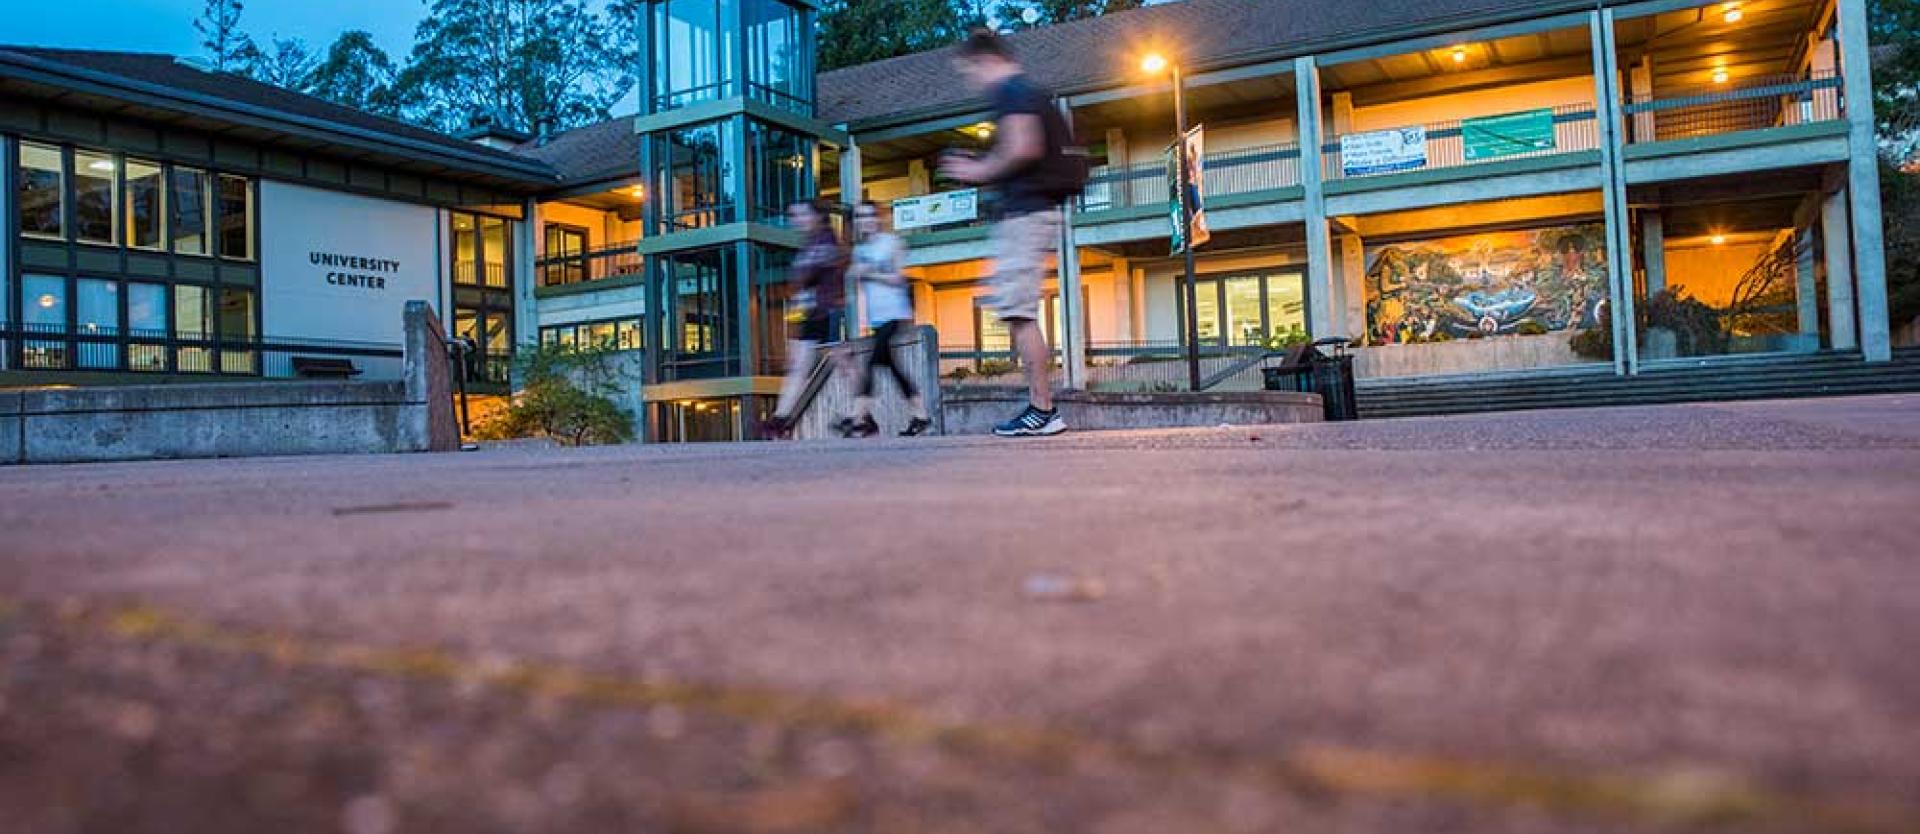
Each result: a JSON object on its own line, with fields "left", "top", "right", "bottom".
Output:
{"left": 1837, "top": 0, "right": 1892, "bottom": 361}
{"left": 1109, "top": 257, "right": 1133, "bottom": 341}
{"left": 841, "top": 141, "right": 865, "bottom": 334}
{"left": 1796, "top": 225, "right": 1821, "bottom": 342}
{"left": 1057, "top": 98, "right": 1087, "bottom": 388}
{"left": 907, "top": 159, "right": 931, "bottom": 197}
{"left": 515, "top": 198, "right": 539, "bottom": 349}
{"left": 1130, "top": 266, "right": 1147, "bottom": 340}
{"left": 1641, "top": 210, "right": 1666, "bottom": 296}
{"left": 1104, "top": 128, "right": 1130, "bottom": 208}
{"left": 1295, "top": 56, "right": 1336, "bottom": 339}
{"left": 1592, "top": 9, "right": 1635, "bottom": 375}
{"left": 1330, "top": 91, "right": 1354, "bottom": 135}
{"left": 1823, "top": 189, "right": 1858, "bottom": 350}
{"left": 1630, "top": 57, "right": 1655, "bottom": 142}
{"left": 1336, "top": 235, "right": 1366, "bottom": 340}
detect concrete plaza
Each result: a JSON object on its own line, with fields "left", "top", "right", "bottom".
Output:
{"left": 2, "top": 395, "right": 1919, "bottom": 833}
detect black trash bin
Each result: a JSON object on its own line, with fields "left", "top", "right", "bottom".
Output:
{"left": 1262, "top": 337, "right": 1359, "bottom": 421}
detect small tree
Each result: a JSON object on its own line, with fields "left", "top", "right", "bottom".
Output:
{"left": 243, "top": 35, "right": 318, "bottom": 93}
{"left": 474, "top": 343, "right": 635, "bottom": 446}
{"left": 194, "top": 0, "right": 253, "bottom": 72}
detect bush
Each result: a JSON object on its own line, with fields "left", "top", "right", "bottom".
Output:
{"left": 1568, "top": 327, "right": 1612, "bottom": 360}
{"left": 1641, "top": 287, "right": 1727, "bottom": 356}
{"left": 473, "top": 343, "right": 634, "bottom": 446}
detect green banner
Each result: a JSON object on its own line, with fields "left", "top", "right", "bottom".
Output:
{"left": 1462, "top": 109, "right": 1556, "bottom": 161}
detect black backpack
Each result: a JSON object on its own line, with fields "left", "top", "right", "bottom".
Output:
{"left": 1034, "top": 98, "right": 1090, "bottom": 202}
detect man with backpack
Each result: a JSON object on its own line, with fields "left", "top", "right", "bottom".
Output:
{"left": 940, "top": 28, "right": 1085, "bottom": 438}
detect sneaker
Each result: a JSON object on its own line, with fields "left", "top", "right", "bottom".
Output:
{"left": 993, "top": 405, "right": 1066, "bottom": 438}
{"left": 850, "top": 415, "right": 880, "bottom": 438}
{"left": 899, "top": 416, "right": 933, "bottom": 437}
{"left": 760, "top": 416, "right": 792, "bottom": 439}
{"left": 831, "top": 416, "right": 858, "bottom": 438}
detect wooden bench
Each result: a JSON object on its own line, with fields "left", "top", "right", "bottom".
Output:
{"left": 290, "top": 356, "right": 363, "bottom": 379}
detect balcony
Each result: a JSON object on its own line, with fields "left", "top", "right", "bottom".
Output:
{"left": 1624, "top": 70, "right": 1842, "bottom": 144}
{"left": 1323, "top": 102, "right": 1602, "bottom": 183}
{"left": 537, "top": 239, "right": 646, "bottom": 289}
{"left": 1079, "top": 141, "right": 1304, "bottom": 216}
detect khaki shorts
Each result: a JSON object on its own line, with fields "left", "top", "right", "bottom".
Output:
{"left": 985, "top": 209, "right": 1062, "bottom": 322}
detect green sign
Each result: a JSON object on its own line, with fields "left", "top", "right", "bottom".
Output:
{"left": 1463, "top": 109, "right": 1556, "bottom": 161}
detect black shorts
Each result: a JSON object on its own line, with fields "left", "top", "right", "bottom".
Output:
{"left": 799, "top": 313, "right": 833, "bottom": 344}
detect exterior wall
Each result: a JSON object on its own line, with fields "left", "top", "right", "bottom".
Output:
{"left": 1349, "top": 76, "right": 1596, "bottom": 133}
{"left": 259, "top": 181, "right": 444, "bottom": 348}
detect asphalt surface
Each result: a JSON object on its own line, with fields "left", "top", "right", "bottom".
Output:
{"left": 3, "top": 395, "right": 1919, "bottom": 834}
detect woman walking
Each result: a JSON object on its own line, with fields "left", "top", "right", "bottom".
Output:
{"left": 765, "top": 198, "right": 848, "bottom": 438}
{"left": 839, "top": 201, "right": 932, "bottom": 437}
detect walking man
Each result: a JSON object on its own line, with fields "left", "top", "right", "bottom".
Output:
{"left": 940, "top": 28, "right": 1083, "bottom": 437}
{"left": 840, "top": 200, "right": 933, "bottom": 437}
{"left": 765, "top": 198, "right": 848, "bottom": 438}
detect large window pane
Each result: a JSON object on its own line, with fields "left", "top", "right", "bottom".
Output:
{"left": 73, "top": 149, "right": 118, "bottom": 245}
{"left": 216, "top": 174, "right": 253, "bottom": 260}
{"left": 654, "top": 120, "right": 737, "bottom": 233}
{"left": 175, "top": 284, "right": 214, "bottom": 372}
{"left": 125, "top": 158, "right": 166, "bottom": 250}
{"left": 452, "top": 213, "right": 479, "bottom": 285}
{"left": 128, "top": 283, "right": 168, "bottom": 372}
{"left": 22, "top": 275, "right": 68, "bottom": 369}
{"left": 18, "top": 142, "right": 65, "bottom": 239}
{"left": 170, "top": 166, "right": 210, "bottom": 255}
{"left": 219, "top": 287, "right": 257, "bottom": 373}
{"left": 745, "top": 0, "right": 809, "bottom": 112}
{"left": 481, "top": 217, "right": 509, "bottom": 288}
{"left": 76, "top": 279, "right": 121, "bottom": 369}
{"left": 748, "top": 120, "right": 810, "bottom": 221}
{"left": 654, "top": 0, "right": 736, "bottom": 110}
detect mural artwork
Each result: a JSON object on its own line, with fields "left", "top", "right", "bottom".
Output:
{"left": 1364, "top": 224, "right": 1610, "bottom": 344}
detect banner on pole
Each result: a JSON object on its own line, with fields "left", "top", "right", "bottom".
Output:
{"left": 1167, "top": 125, "right": 1210, "bottom": 254}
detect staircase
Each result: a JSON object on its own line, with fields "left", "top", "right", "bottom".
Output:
{"left": 1356, "top": 348, "right": 1920, "bottom": 420}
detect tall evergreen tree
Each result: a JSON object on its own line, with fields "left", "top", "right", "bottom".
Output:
{"left": 813, "top": 0, "right": 970, "bottom": 70}
{"left": 392, "top": 0, "right": 630, "bottom": 135}
{"left": 307, "top": 31, "right": 400, "bottom": 116}
{"left": 242, "top": 35, "right": 319, "bottom": 93}
{"left": 194, "top": 0, "right": 253, "bottom": 72}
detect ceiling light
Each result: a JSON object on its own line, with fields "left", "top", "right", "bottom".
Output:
{"left": 1710, "top": 234, "right": 1727, "bottom": 245}
{"left": 628, "top": 185, "right": 646, "bottom": 200}
{"left": 1141, "top": 53, "right": 1169, "bottom": 75}
{"left": 1451, "top": 46, "right": 1468, "bottom": 64}
{"left": 38, "top": 294, "right": 57, "bottom": 309}
{"left": 968, "top": 121, "right": 996, "bottom": 140}
{"left": 1712, "top": 67, "right": 1730, "bottom": 84}
{"left": 1722, "top": 4, "right": 1742, "bottom": 23}
{"left": 87, "top": 159, "right": 116, "bottom": 173}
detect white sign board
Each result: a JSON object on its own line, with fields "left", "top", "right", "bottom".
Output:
{"left": 891, "top": 188, "right": 979, "bottom": 230}
{"left": 260, "top": 181, "right": 441, "bottom": 346}
{"left": 1341, "top": 127, "right": 1428, "bottom": 177}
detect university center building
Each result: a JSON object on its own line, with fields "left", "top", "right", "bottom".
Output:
{"left": 0, "top": 0, "right": 1900, "bottom": 441}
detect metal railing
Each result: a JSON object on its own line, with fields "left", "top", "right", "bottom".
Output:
{"left": 0, "top": 323, "right": 403, "bottom": 378}
{"left": 1324, "top": 103, "right": 1600, "bottom": 181}
{"left": 452, "top": 260, "right": 510, "bottom": 288}
{"left": 1077, "top": 141, "right": 1303, "bottom": 215}
{"left": 1624, "top": 70, "right": 1842, "bottom": 143}
{"left": 537, "top": 239, "right": 645, "bottom": 288}
{"left": 935, "top": 338, "right": 1276, "bottom": 392}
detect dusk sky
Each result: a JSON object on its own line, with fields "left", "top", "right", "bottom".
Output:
{"left": 11, "top": 0, "right": 488, "bottom": 62}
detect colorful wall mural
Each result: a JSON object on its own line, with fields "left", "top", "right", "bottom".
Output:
{"left": 1364, "top": 223, "right": 1610, "bottom": 344}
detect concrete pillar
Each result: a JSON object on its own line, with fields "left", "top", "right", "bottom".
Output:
{"left": 1295, "top": 56, "right": 1336, "bottom": 339}
{"left": 1823, "top": 189, "right": 1858, "bottom": 350}
{"left": 1630, "top": 57, "right": 1654, "bottom": 143}
{"left": 1330, "top": 92, "right": 1354, "bottom": 136}
{"left": 1130, "top": 266, "right": 1147, "bottom": 340}
{"left": 1592, "top": 9, "right": 1635, "bottom": 375}
{"left": 1109, "top": 257, "right": 1133, "bottom": 342}
{"left": 1837, "top": 0, "right": 1892, "bottom": 361}
{"left": 1796, "top": 225, "right": 1820, "bottom": 343}
{"left": 1641, "top": 210, "right": 1666, "bottom": 296}
{"left": 1104, "top": 127, "right": 1130, "bottom": 208}
{"left": 907, "top": 158, "right": 931, "bottom": 197}
{"left": 515, "top": 198, "right": 539, "bottom": 350}
{"left": 1057, "top": 101, "right": 1087, "bottom": 388}
{"left": 1810, "top": 38, "right": 1839, "bottom": 122}
{"left": 841, "top": 142, "right": 866, "bottom": 335}
{"left": 1336, "top": 235, "right": 1366, "bottom": 340}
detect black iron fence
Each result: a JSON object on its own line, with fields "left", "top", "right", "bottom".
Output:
{"left": 0, "top": 323, "right": 404, "bottom": 378}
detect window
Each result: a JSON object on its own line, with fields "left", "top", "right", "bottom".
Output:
{"left": 452, "top": 214, "right": 479, "bottom": 285}
{"left": 73, "top": 149, "right": 118, "bottom": 245}
{"left": 75, "top": 279, "right": 121, "bottom": 369}
{"left": 652, "top": 0, "right": 736, "bottom": 110}
{"left": 216, "top": 174, "right": 253, "bottom": 260}
{"left": 653, "top": 120, "right": 737, "bottom": 233}
{"left": 480, "top": 217, "right": 509, "bottom": 288}
{"left": 175, "top": 284, "right": 213, "bottom": 372}
{"left": 123, "top": 158, "right": 167, "bottom": 251}
{"left": 219, "top": 288, "right": 257, "bottom": 373}
{"left": 128, "top": 283, "right": 168, "bottom": 372}
{"left": 656, "top": 246, "right": 736, "bottom": 379}
{"left": 748, "top": 120, "right": 810, "bottom": 222}
{"left": 1176, "top": 271, "right": 1309, "bottom": 348}
{"left": 542, "top": 225, "right": 588, "bottom": 286}
{"left": 744, "top": 0, "right": 810, "bottom": 112}
{"left": 170, "top": 166, "right": 210, "bottom": 255}
{"left": 18, "top": 142, "right": 64, "bottom": 239}
{"left": 21, "top": 275, "right": 68, "bottom": 369}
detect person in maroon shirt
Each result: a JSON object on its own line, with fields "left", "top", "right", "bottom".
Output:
{"left": 766, "top": 198, "right": 849, "bottom": 437}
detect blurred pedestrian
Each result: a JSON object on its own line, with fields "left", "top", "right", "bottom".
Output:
{"left": 765, "top": 198, "right": 848, "bottom": 438}
{"left": 838, "top": 200, "right": 932, "bottom": 437}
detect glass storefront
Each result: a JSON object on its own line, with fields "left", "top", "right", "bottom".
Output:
{"left": 1176, "top": 270, "right": 1309, "bottom": 349}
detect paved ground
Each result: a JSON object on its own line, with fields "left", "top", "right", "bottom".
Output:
{"left": 3, "top": 395, "right": 1920, "bottom": 834}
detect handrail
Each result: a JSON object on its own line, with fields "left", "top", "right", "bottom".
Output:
{"left": 1624, "top": 72, "right": 1841, "bottom": 115}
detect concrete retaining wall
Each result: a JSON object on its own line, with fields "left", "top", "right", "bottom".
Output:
{"left": 3, "top": 302, "right": 459, "bottom": 464}
{"left": 941, "top": 388, "right": 1323, "bottom": 435}
{"left": 792, "top": 325, "right": 946, "bottom": 440}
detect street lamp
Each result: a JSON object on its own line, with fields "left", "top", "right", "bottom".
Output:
{"left": 1141, "top": 52, "right": 1202, "bottom": 391}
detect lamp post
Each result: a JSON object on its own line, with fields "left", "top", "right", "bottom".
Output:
{"left": 1144, "top": 53, "right": 1202, "bottom": 391}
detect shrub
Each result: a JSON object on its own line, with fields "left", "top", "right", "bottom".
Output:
{"left": 473, "top": 343, "right": 634, "bottom": 446}
{"left": 1568, "top": 327, "right": 1612, "bottom": 360}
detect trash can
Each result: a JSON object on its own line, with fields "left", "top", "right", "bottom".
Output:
{"left": 1262, "top": 337, "right": 1358, "bottom": 422}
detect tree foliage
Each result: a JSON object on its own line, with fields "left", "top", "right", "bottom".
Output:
{"left": 1871, "top": 0, "right": 1919, "bottom": 328}
{"left": 474, "top": 343, "right": 636, "bottom": 446}
{"left": 306, "top": 31, "right": 401, "bottom": 116}
{"left": 813, "top": 0, "right": 1148, "bottom": 70}
{"left": 242, "top": 35, "right": 318, "bottom": 93}
{"left": 194, "top": 0, "right": 252, "bottom": 72}
{"left": 391, "top": 0, "right": 631, "bottom": 135}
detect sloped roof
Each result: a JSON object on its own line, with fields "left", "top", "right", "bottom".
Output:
{"left": 816, "top": 0, "right": 1581, "bottom": 127}
{"left": 511, "top": 116, "right": 641, "bottom": 186}
{"left": 0, "top": 46, "right": 558, "bottom": 185}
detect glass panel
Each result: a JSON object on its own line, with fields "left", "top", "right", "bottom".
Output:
{"left": 18, "top": 142, "right": 65, "bottom": 239}
{"left": 745, "top": 0, "right": 809, "bottom": 112}
{"left": 219, "top": 288, "right": 257, "bottom": 373}
{"left": 1265, "top": 272, "right": 1308, "bottom": 346}
{"left": 748, "top": 120, "right": 811, "bottom": 221}
{"left": 175, "top": 284, "right": 214, "bottom": 372}
{"left": 76, "top": 279, "right": 121, "bottom": 369}
{"left": 1224, "top": 276, "right": 1263, "bottom": 346}
{"left": 654, "top": 120, "right": 737, "bottom": 233}
{"left": 216, "top": 174, "right": 253, "bottom": 260}
{"left": 1636, "top": 202, "right": 1816, "bottom": 360}
{"left": 481, "top": 217, "right": 509, "bottom": 288}
{"left": 616, "top": 319, "right": 644, "bottom": 350}
{"left": 452, "top": 214, "right": 479, "bottom": 284}
{"left": 657, "top": 246, "right": 736, "bottom": 379}
{"left": 654, "top": 0, "right": 736, "bottom": 109}
{"left": 128, "top": 283, "right": 168, "bottom": 372}
{"left": 125, "top": 158, "right": 166, "bottom": 250}
{"left": 22, "top": 275, "right": 68, "bottom": 369}
{"left": 170, "top": 167, "right": 210, "bottom": 255}
{"left": 73, "top": 149, "right": 118, "bottom": 245}
{"left": 585, "top": 322, "right": 617, "bottom": 348}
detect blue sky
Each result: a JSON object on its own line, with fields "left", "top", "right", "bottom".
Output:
{"left": 11, "top": 0, "right": 439, "bottom": 61}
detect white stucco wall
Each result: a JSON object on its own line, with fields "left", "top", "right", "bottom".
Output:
{"left": 259, "top": 180, "right": 442, "bottom": 347}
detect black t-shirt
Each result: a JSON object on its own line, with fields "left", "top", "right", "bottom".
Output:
{"left": 989, "top": 73, "right": 1060, "bottom": 215}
